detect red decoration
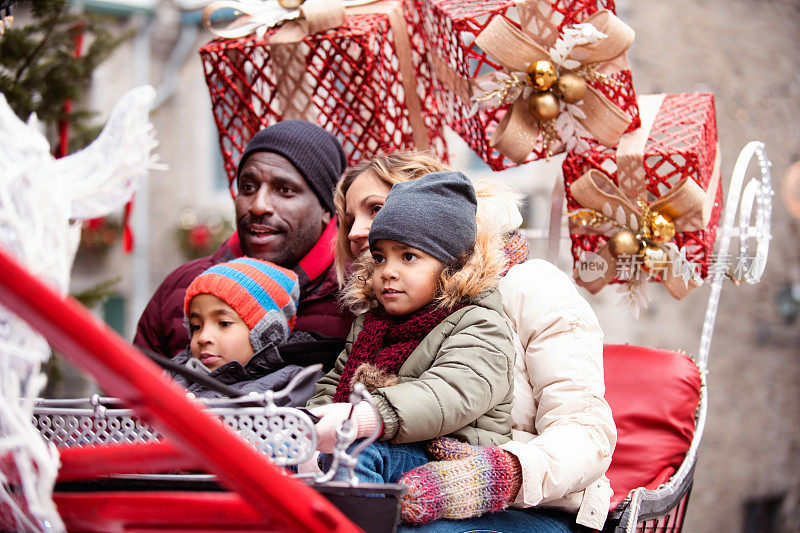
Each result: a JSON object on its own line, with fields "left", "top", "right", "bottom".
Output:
{"left": 176, "top": 210, "right": 234, "bottom": 260}
{"left": 199, "top": 7, "right": 448, "bottom": 197}
{"left": 121, "top": 199, "right": 134, "bottom": 253}
{"left": 414, "top": 0, "right": 640, "bottom": 170}
{"left": 563, "top": 92, "right": 721, "bottom": 282}
{"left": 187, "top": 225, "right": 212, "bottom": 251}
{"left": 78, "top": 217, "right": 122, "bottom": 256}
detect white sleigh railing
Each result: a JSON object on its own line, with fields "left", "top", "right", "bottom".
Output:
{"left": 615, "top": 142, "right": 772, "bottom": 532}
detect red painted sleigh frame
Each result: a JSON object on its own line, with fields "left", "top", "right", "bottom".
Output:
{"left": 0, "top": 245, "right": 364, "bottom": 532}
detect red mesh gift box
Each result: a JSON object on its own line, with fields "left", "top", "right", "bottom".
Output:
{"left": 563, "top": 93, "right": 722, "bottom": 299}
{"left": 199, "top": 3, "right": 447, "bottom": 195}
{"left": 415, "top": 0, "right": 640, "bottom": 170}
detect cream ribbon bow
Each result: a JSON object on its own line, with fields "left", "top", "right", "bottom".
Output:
{"left": 466, "top": 0, "right": 635, "bottom": 163}
{"left": 202, "top": 0, "right": 377, "bottom": 39}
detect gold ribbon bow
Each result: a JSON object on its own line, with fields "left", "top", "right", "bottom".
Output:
{"left": 435, "top": 0, "right": 635, "bottom": 163}
{"left": 569, "top": 94, "right": 721, "bottom": 299}
{"left": 202, "top": 0, "right": 429, "bottom": 150}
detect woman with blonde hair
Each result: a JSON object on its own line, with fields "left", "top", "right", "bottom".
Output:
{"left": 333, "top": 153, "right": 615, "bottom": 532}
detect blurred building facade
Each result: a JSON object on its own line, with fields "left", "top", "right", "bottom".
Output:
{"left": 61, "top": 0, "right": 800, "bottom": 531}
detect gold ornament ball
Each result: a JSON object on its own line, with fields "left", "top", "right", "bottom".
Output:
{"left": 649, "top": 212, "right": 676, "bottom": 242}
{"left": 608, "top": 229, "right": 640, "bottom": 257}
{"left": 640, "top": 243, "right": 668, "bottom": 273}
{"left": 529, "top": 91, "right": 560, "bottom": 121}
{"left": 527, "top": 60, "right": 558, "bottom": 91}
{"left": 553, "top": 73, "right": 587, "bottom": 104}
{"left": 278, "top": 0, "right": 304, "bottom": 9}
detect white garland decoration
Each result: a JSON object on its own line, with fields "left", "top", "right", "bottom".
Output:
{"left": 0, "top": 85, "right": 161, "bottom": 532}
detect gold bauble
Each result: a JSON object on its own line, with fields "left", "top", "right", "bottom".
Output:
{"left": 640, "top": 244, "right": 668, "bottom": 273}
{"left": 649, "top": 212, "right": 676, "bottom": 242}
{"left": 528, "top": 91, "right": 560, "bottom": 121}
{"left": 608, "top": 229, "right": 640, "bottom": 257}
{"left": 553, "top": 73, "right": 587, "bottom": 104}
{"left": 278, "top": 0, "right": 304, "bottom": 9}
{"left": 527, "top": 60, "right": 558, "bottom": 91}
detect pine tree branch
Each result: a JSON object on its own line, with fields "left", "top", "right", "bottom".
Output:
{"left": 14, "top": 1, "right": 66, "bottom": 83}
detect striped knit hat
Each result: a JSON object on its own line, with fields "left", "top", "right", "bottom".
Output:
{"left": 184, "top": 258, "right": 300, "bottom": 353}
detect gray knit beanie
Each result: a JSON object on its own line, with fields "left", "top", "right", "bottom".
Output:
{"left": 236, "top": 120, "right": 347, "bottom": 213}
{"left": 369, "top": 171, "right": 477, "bottom": 265}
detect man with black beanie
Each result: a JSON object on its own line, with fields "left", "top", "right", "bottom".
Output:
{"left": 134, "top": 121, "right": 353, "bottom": 363}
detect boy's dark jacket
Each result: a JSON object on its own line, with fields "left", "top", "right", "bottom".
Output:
{"left": 168, "top": 331, "right": 342, "bottom": 406}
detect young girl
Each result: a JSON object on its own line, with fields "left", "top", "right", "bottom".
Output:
{"left": 169, "top": 257, "right": 323, "bottom": 406}
{"left": 307, "top": 171, "right": 517, "bottom": 490}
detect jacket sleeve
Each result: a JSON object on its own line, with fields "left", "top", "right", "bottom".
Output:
{"left": 133, "top": 279, "right": 169, "bottom": 356}
{"left": 372, "top": 307, "right": 514, "bottom": 443}
{"left": 133, "top": 258, "right": 210, "bottom": 358}
{"left": 497, "top": 260, "right": 617, "bottom": 507}
{"left": 306, "top": 316, "right": 361, "bottom": 408}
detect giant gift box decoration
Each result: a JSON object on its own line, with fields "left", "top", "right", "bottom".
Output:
{"left": 199, "top": 0, "right": 448, "bottom": 194}
{"left": 563, "top": 93, "right": 722, "bottom": 301}
{"left": 416, "top": 0, "right": 640, "bottom": 170}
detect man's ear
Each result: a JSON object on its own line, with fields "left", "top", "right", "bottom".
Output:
{"left": 322, "top": 210, "right": 332, "bottom": 226}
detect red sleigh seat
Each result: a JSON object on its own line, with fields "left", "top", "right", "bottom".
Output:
{"left": 603, "top": 344, "right": 702, "bottom": 510}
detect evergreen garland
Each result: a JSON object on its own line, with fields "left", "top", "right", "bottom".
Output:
{"left": 0, "top": 0, "right": 132, "bottom": 153}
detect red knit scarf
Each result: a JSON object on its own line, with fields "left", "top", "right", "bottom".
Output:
{"left": 332, "top": 304, "right": 464, "bottom": 402}
{"left": 502, "top": 231, "right": 530, "bottom": 275}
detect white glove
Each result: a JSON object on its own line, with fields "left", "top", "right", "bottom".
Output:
{"left": 310, "top": 402, "right": 382, "bottom": 453}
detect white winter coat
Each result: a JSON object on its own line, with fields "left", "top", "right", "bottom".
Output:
{"left": 498, "top": 259, "right": 616, "bottom": 530}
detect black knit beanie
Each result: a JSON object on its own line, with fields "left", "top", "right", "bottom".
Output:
{"left": 236, "top": 120, "right": 347, "bottom": 213}
{"left": 369, "top": 171, "right": 477, "bottom": 265}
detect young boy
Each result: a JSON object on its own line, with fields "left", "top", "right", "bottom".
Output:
{"left": 169, "top": 257, "right": 321, "bottom": 406}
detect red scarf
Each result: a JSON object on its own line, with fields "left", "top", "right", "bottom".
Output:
{"left": 502, "top": 231, "right": 530, "bottom": 275}
{"left": 332, "top": 304, "right": 465, "bottom": 402}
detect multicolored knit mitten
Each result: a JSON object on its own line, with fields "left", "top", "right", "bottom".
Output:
{"left": 398, "top": 437, "right": 522, "bottom": 524}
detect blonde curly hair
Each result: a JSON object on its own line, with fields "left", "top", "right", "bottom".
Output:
{"left": 333, "top": 152, "right": 447, "bottom": 286}
{"left": 472, "top": 177, "right": 524, "bottom": 236}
